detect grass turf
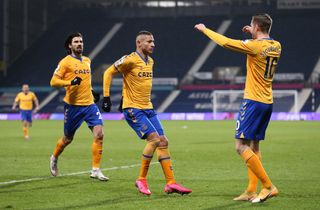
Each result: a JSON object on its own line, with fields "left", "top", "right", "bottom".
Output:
{"left": 0, "top": 120, "right": 319, "bottom": 209}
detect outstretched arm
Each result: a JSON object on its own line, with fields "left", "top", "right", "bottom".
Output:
{"left": 194, "top": 23, "right": 230, "bottom": 46}
{"left": 194, "top": 23, "right": 257, "bottom": 55}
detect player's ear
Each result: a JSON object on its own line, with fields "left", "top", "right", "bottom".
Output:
{"left": 136, "top": 40, "right": 141, "bottom": 48}
{"left": 254, "top": 23, "right": 260, "bottom": 31}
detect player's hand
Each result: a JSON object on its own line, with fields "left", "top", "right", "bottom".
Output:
{"left": 242, "top": 25, "right": 252, "bottom": 34}
{"left": 194, "top": 23, "right": 206, "bottom": 32}
{"left": 33, "top": 107, "right": 40, "bottom": 114}
{"left": 92, "top": 90, "right": 100, "bottom": 103}
{"left": 101, "top": 97, "right": 112, "bottom": 112}
{"left": 118, "top": 97, "right": 123, "bottom": 113}
{"left": 70, "top": 77, "right": 82, "bottom": 86}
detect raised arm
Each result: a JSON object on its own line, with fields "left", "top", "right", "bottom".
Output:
{"left": 194, "top": 23, "right": 257, "bottom": 55}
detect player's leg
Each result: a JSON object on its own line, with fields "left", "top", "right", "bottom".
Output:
{"left": 20, "top": 110, "right": 29, "bottom": 139}
{"left": 50, "top": 135, "right": 73, "bottom": 176}
{"left": 236, "top": 140, "right": 278, "bottom": 203}
{"left": 123, "top": 108, "right": 159, "bottom": 195}
{"left": 85, "top": 104, "right": 108, "bottom": 181}
{"left": 234, "top": 141, "right": 260, "bottom": 201}
{"left": 147, "top": 109, "right": 192, "bottom": 195}
{"left": 50, "top": 103, "right": 83, "bottom": 176}
{"left": 22, "top": 121, "right": 29, "bottom": 140}
{"left": 233, "top": 140, "right": 258, "bottom": 201}
{"left": 134, "top": 132, "right": 160, "bottom": 195}
{"left": 90, "top": 125, "right": 109, "bottom": 181}
{"left": 25, "top": 111, "right": 33, "bottom": 139}
{"left": 236, "top": 140, "right": 272, "bottom": 189}
{"left": 156, "top": 135, "right": 174, "bottom": 184}
{"left": 91, "top": 125, "right": 104, "bottom": 169}
{"left": 234, "top": 99, "right": 277, "bottom": 202}
{"left": 139, "top": 132, "right": 160, "bottom": 179}
{"left": 248, "top": 141, "right": 260, "bottom": 192}
{"left": 251, "top": 105, "right": 278, "bottom": 203}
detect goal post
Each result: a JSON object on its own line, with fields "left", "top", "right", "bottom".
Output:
{"left": 212, "top": 90, "right": 298, "bottom": 115}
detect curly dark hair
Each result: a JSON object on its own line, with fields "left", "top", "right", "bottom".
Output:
{"left": 64, "top": 32, "right": 83, "bottom": 54}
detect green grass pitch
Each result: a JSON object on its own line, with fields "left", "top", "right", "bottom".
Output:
{"left": 0, "top": 120, "right": 320, "bottom": 209}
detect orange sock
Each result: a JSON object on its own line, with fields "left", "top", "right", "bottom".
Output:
{"left": 138, "top": 139, "right": 159, "bottom": 180}
{"left": 23, "top": 126, "right": 28, "bottom": 137}
{"left": 92, "top": 138, "right": 103, "bottom": 169}
{"left": 53, "top": 138, "right": 67, "bottom": 158}
{"left": 156, "top": 147, "right": 175, "bottom": 185}
{"left": 241, "top": 149, "right": 272, "bottom": 189}
{"left": 138, "top": 157, "right": 152, "bottom": 180}
{"left": 246, "top": 152, "right": 261, "bottom": 192}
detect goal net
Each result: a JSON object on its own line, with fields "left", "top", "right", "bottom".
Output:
{"left": 212, "top": 90, "right": 298, "bottom": 114}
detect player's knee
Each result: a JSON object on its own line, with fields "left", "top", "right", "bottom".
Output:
{"left": 235, "top": 141, "right": 244, "bottom": 155}
{"left": 251, "top": 142, "right": 260, "bottom": 153}
{"left": 94, "top": 131, "right": 104, "bottom": 140}
{"left": 235, "top": 139, "right": 250, "bottom": 155}
{"left": 158, "top": 136, "right": 169, "bottom": 147}
{"left": 92, "top": 126, "right": 104, "bottom": 139}
{"left": 146, "top": 132, "right": 161, "bottom": 147}
{"left": 149, "top": 139, "right": 160, "bottom": 148}
{"left": 146, "top": 132, "right": 159, "bottom": 141}
{"left": 63, "top": 136, "right": 73, "bottom": 145}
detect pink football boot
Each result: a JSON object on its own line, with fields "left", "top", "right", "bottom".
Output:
{"left": 135, "top": 179, "right": 151, "bottom": 196}
{"left": 164, "top": 183, "right": 192, "bottom": 195}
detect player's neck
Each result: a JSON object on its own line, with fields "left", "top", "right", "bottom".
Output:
{"left": 70, "top": 53, "right": 82, "bottom": 60}
{"left": 136, "top": 49, "right": 148, "bottom": 60}
{"left": 256, "top": 32, "right": 270, "bottom": 39}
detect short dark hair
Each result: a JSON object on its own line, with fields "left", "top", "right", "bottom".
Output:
{"left": 252, "top": 14, "right": 273, "bottom": 34}
{"left": 136, "top": 30, "right": 153, "bottom": 38}
{"left": 64, "top": 32, "right": 83, "bottom": 54}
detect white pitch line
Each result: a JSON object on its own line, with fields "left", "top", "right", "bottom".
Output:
{"left": 0, "top": 162, "right": 159, "bottom": 186}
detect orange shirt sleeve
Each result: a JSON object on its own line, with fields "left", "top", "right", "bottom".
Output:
{"left": 203, "top": 28, "right": 257, "bottom": 55}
